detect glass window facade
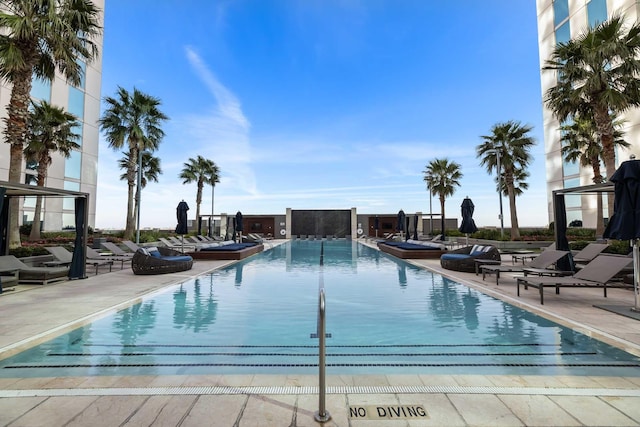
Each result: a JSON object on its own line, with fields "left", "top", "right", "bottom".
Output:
{"left": 77, "top": 60, "right": 87, "bottom": 89}
{"left": 62, "top": 213, "right": 76, "bottom": 230}
{"left": 68, "top": 86, "right": 85, "bottom": 120}
{"left": 553, "top": 0, "right": 569, "bottom": 27}
{"left": 71, "top": 123, "right": 83, "bottom": 147}
{"left": 63, "top": 181, "right": 80, "bottom": 210}
{"left": 587, "top": 0, "right": 607, "bottom": 28}
{"left": 555, "top": 21, "right": 571, "bottom": 44}
{"left": 30, "top": 77, "right": 51, "bottom": 102}
{"left": 65, "top": 150, "right": 82, "bottom": 180}
{"left": 564, "top": 178, "right": 582, "bottom": 208}
{"left": 562, "top": 159, "right": 579, "bottom": 177}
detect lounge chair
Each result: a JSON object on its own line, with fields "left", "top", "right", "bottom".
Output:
{"left": 45, "top": 246, "right": 113, "bottom": 275}
{"left": 516, "top": 254, "right": 632, "bottom": 304}
{"left": 158, "top": 237, "right": 195, "bottom": 251}
{"left": 122, "top": 240, "right": 141, "bottom": 253}
{"left": 440, "top": 245, "right": 501, "bottom": 273}
{"left": 246, "top": 233, "right": 264, "bottom": 243}
{"left": 480, "top": 249, "right": 570, "bottom": 285}
{"left": 100, "top": 241, "right": 134, "bottom": 257}
{"left": 572, "top": 243, "right": 610, "bottom": 264}
{"left": 85, "top": 246, "right": 130, "bottom": 270}
{"left": 132, "top": 246, "right": 193, "bottom": 275}
{"left": 0, "top": 255, "right": 69, "bottom": 285}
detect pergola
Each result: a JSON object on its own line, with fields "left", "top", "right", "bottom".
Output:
{"left": 0, "top": 180, "right": 89, "bottom": 279}
{"left": 552, "top": 182, "right": 615, "bottom": 269}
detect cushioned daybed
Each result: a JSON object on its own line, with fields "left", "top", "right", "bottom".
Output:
{"left": 132, "top": 246, "right": 193, "bottom": 275}
{"left": 440, "top": 244, "right": 501, "bottom": 273}
{"left": 378, "top": 240, "right": 447, "bottom": 259}
{"left": 187, "top": 241, "right": 264, "bottom": 260}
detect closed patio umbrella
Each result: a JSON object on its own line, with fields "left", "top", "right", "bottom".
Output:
{"left": 397, "top": 210, "right": 405, "bottom": 239}
{"left": 459, "top": 197, "right": 478, "bottom": 245}
{"left": 374, "top": 216, "right": 379, "bottom": 238}
{"left": 235, "top": 211, "right": 243, "bottom": 243}
{"left": 603, "top": 159, "right": 640, "bottom": 311}
{"left": 413, "top": 214, "right": 419, "bottom": 240}
{"left": 176, "top": 200, "right": 189, "bottom": 252}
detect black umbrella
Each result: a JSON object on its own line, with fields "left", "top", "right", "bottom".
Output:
{"left": 397, "top": 210, "right": 405, "bottom": 239}
{"left": 413, "top": 214, "right": 419, "bottom": 240}
{"left": 175, "top": 200, "right": 189, "bottom": 251}
{"left": 175, "top": 201, "right": 189, "bottom": 234}
{"left": 459, "top": 197, "right": 478, "bottom": 245}
{"left": 69, "top": 197, "right": 87, "bottom": 279}
{"left": 603, "top": 159, "right": 640, "bottom": 311}
{"left": 235, "top": 211, "right": 243, "bottom": 243}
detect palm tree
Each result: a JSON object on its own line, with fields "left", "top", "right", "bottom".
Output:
{"left": 0, "top": 0, "right": 101, "bottom": 248}
{"left": 99, "top": 87, "right": 168, "bottom": 240}
{"left": 544, "top": 14, "right": 640, "bottom": 187}
{"left": 179, "top": 156, "right": 219, "bottom": 235}
{"left": 477, "top": 121, "right": 536, "bottom": 240}
{"left": 560, "top": 114, "right": 628, "bottom": 237}
{"left": 422, "top": 158, "right": 462, "bottom": 239}
{"left": 118, "top": 151, "right": 163, "bottom": 229}
{"left": 24, "top": 100, "right": 79, "bottom": 241}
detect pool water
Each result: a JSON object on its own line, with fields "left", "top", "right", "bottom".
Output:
{"left": 2, "top": 240, "right": 639, "bottom": 377}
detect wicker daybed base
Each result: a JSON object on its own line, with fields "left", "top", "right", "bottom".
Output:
{"left": 132, "top": 247, "right": 193, "bottom": 275}
{"left": 378, "top": 242, "right": 447, "bottom": 259}
{"left": 188, "top": 244, "right": 264, "bottom": 260}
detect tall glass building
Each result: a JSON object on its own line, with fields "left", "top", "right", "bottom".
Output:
{"left": 0, "top": 0, "right": 105, "bottom": 231}
{"left": 536, "top": 0, "right": 640, "bottom": 228}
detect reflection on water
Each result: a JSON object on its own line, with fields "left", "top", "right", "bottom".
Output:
{"left": 171, "top": 278, "right": 218, "bottom": 333}
{"left": 112, "top": 301, "right": 157, "bottom": 345}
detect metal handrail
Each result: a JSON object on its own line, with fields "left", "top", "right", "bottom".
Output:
{"left": 314, "top": 288, "right": 331, "bottom": 423}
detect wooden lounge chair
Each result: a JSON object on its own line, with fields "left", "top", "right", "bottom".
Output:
{"left": 516, "top": 254, "right": 632, "bottom": 304}
{"left": 101, "top": 241, "right": 135, "bottom": 257}
{"left": 480, "top": 249, "right": 570, "bottom": 285}
{"left": 0, "top": 255, "right": 69, "bottom": 285}
{"left": 45, "top": 246, "right": 113, "bottom": 275}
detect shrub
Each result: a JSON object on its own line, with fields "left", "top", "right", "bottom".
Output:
{"left": 9, "top": 245, "right": 49, "bottom": 257}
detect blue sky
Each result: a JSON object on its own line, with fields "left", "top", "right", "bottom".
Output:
{"left": 95, "top": 0, "right": 549, "bottom": 230}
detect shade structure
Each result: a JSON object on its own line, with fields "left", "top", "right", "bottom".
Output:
{"left": 603, "top": 159, "right": 640, "bottom": 311}
{"left": 458, "top": 197, "right": 478, "bottom": 234}
{"left": 413, "top": 214, "right": 419, "bottom": 240}
{"left": 175, "top": 201, "right": 189, "bottom": 235}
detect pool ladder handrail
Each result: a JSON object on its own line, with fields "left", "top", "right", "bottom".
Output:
{"left": 314, "top": 288, "right": 331, "bottom": 423}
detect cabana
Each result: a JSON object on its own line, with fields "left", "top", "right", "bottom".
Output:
{"left": 0, "top": 180, "right": 89, "bottom": 280}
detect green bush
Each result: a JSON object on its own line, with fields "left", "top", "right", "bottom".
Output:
{"left": 9, "top": 245, "right": 49, "bottom": 257}
{"left": 604, "top": 240, "right": 632, "bottom": 255}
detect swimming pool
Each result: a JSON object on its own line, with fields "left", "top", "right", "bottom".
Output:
{"left": 1, "top": 240, "right": 639, "bottom": 377}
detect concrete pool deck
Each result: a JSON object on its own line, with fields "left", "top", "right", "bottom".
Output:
{"left": 0, "top": 239, "right": 638, "bottom": 426}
